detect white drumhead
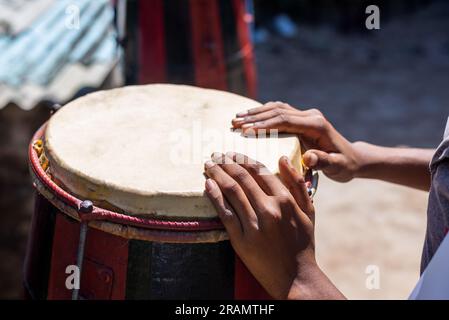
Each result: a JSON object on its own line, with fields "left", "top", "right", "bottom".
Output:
{"left": 45, "top": 84, "right": 302, "bottom": 218}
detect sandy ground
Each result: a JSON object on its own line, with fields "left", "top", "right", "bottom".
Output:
{"left": 314, "top": 176, "right": 427, "bottom": 299}
{"left": 1, "top": 2, "right": 448, "bottom": 299}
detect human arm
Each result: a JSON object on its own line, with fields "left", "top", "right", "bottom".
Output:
{"left": 232, "top": 102, "right": 434, "bottom": 190}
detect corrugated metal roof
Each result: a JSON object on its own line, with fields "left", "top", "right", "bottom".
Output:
{"left": 0, "top": 0, "right": 54, "bottom": 35}
{"left": 0, "top": 0, "right": 121, "bottom": 110}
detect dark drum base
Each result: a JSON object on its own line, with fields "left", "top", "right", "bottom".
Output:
{"left": 24, "top": 193, "right": 271, "bottom": 300}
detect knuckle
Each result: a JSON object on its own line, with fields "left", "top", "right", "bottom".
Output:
{"left": 277, "top": 112, "right": 290, "bottom": 124}
{"left": 266, "top": 101, "right": 278, "bottom": 108}
{"left": 295, "top": 175, "right": 306, "bottom": 185}
{"left": 245, "top": 115, "right": 256, "bottom": 122}
{"left": 258, "top": 206, "right": 273, "bottom": 217}
{"left": 246, "top": 162, "right": 262, "bottom": 174}
{"left": 246, "top": 219, "right": 260, "bottom": 233}
{"left": 268, "top": 209, "right": 282, "bottom": 222}
{"left": 269, "top": 101, "right": 287, "bottom": 110}
{"left": 209, "top": 191, "right": 221, "bottom": 202}
{"left": 270, "top": 101, "right": 283, "bottom": 107}
{"left": 233, "top": 169, "right": 250, "bottom": 183}
{"left": 280, "top": 102, "right": 293, "bottom": 110}
{"left": 313, "top": 115, "right": 328, "bottom": 131}
{"left": 219, "top": 208, "right": 233, "bottom": 220}
{"left": 259, "top": 202, "right": 282, "bottom": 220}
{"left": 309, "top": 108, "right": 323, "bottom": 116}
{"left": 277, "top": 195, "right": 297, "bottom": 213}
{"left": 223, "top": 181, "right": 240, "bottom": 194}
{"left": 277, "top": 194, "right": 293, "bottom": 207}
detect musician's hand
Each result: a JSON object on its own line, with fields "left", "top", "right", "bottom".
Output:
{"left": 204, "top": 152, "right": 344, "bottom": 300}
{"left": 232, "top": 102, "right": 360, "bottom": 182}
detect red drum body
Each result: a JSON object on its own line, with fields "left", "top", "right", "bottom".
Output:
{"left": 24, "top": 125, "right": 270, "bottom": 300}
{"left": 122, "top": 0, "right": 257, "bottom": 98}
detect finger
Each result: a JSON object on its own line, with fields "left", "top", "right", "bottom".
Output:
{"left": 233, "top": 102, "right": 294, "bottom": 128}
{"left": 303, "top": 150, "right": 333, "bottom": 170}
{"left": 232, "top": 109, "right": 293, "bottom": 128}
{"left": 205, "top": 179, "right": 243, "bottom": 239}
{"left": 234, "top": 108, "right": 324, "bottom": 132}
{"left": 212, "top": 153, "right": 269, "bottom": 211}
{"left": 233, "top": 108, "right": 323, "bottom": 129}
{"left": 234, "top": 102, "right": 276, "bottom": 118}
{"left": 242, "top": 114, "right": 325, "bottom": 136}
{"left": 235, "top": 106, "right": 321, "bottom": 125}
{"left": 278, "top": 156, "right": 314, "bottom": 220}
{"left": 232, "top": 110, "right": 277, "bottom": 128}
{"left": 241, "top": 116, "right": 289, "bottom": 136}
{"left": 227, "top": 152, "right": 286, "bottom": 196}
{"left": 205, "top": 160, "right": 258, "bottom": 231}
{"left": 235, "top": 101, "right": 291, "bottom": 118}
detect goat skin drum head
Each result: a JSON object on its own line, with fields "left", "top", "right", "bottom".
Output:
{"left": 44, "top": 84, "right": 302, "bottom": 218}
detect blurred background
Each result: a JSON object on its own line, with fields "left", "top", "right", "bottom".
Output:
{"left": 1, "top": 0, "right": 448, "bottom": 299}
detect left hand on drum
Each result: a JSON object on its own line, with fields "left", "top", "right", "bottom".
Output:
{"left": 203, "top": 152, "right": 344, "bottom": 300}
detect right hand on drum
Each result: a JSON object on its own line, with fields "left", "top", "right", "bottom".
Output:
{"left": 232, "top": 102, "right": 361, "bottom": 183}
{"left": 204, "top": 152, "right": 345, "bottom": 300}
{"left": 232, "top": 102, "right": 435, "bottom": 190}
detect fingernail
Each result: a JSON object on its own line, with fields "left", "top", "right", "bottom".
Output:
{"left": 225, "top": 151, "right": 236, "bottom": 159}
{"left": 211, "top": 151, "right": 221, "bottom": 158}
{"left": 233, "top": 117, "right": 245, "bottom": 123}
{"left": 279, "top": 155, "right": 290, "bottom": 166}
{"left": 205, "top": 160, "right": 215, "bottom": 169}
{"left": 211, "top": 152, "right": 226, "bottom": 164}
{"left": 236, "top": 111, "right": 248, "bottom": 117}
{"left": 241, "top": 123, "right": 255, "bottom": 129}
{"left": 205, "top": 179, "right": 215, "bottom": 192}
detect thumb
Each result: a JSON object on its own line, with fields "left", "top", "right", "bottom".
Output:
{"left": 303, "top": 149, "right": 347, "bottom": 174}
{"left": 303, "top": 149, "right": 334, "bottom": 170}
{"left": 303, "top": 150, "right": 353, "bottom": 183}
{"left": 278, "top": 156, "right": 314, "bottom": 219}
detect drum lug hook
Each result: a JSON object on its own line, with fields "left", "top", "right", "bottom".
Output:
{"left": 47, "top": 102, "right": 62, "bottom": 116}
{"left": 72, "top": 200, "right": 93, "bottom": 300}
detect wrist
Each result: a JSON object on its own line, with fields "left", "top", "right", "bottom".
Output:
{"left": 287, "top": 264, "right": 345, "bottom": 300}
{"left": 351, "top": 141, "right": 377, "bottom": 179}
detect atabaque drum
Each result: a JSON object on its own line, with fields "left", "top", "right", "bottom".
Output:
{"left": 24, "top": 84, "right": 315, "bottom": 300}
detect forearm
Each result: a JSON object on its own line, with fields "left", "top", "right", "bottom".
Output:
{"left": 288, "top": 266, "right": 346, "bottom": 300}
{"left": 352, "top": 141, "right": 434, "bottom": 191}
